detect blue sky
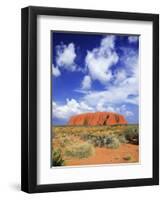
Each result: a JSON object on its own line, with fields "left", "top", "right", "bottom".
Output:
{"left": 52, "top": 31, "right": 139, "bottom": 125}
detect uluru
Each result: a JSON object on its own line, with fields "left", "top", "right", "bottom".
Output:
{"left": 68, "top": 112, "right": 127, "bottom": 126}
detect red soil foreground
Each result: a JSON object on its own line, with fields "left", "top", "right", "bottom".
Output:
{"left": 65, "top": 144, "right": 139, "bottom": 166}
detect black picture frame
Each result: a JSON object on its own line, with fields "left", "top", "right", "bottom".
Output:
{"left": 21, "top": 6, "right": 159, "bottom": 193}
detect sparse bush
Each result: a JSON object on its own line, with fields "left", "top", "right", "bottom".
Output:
{"left": 81, "top": 133, "right": 121, "bottom": 148}
{"left": 118, "top": 134, "right": 128, "bottom": 143}
{"left": 59, "top": 137, "right": 72, "bottom": 147}
{"left": 123, "top": 154, "right": 132, "bottom": 161}
{"left": 123, "top": 127, "right": 139, "bottom": 144}
{"left": 52, "top": 149, "right": 65, "bottom": 166}
{"left": 106, "top": 136, "right": 120, "bottom": 149}
{"left": 65, "top": 142, "right": 95, "bottom": 159}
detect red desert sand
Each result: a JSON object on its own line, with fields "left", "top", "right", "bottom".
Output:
{"left": 66, "top": 144, "right": 139, "bottom": 166}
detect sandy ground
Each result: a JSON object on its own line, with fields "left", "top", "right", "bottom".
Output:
{"left": 65, "top": 144, "right": 139, "bottom": 166}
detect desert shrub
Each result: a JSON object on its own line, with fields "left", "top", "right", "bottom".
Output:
{"left": 81, "top": 133, "right": 121, "bottom": 148}
{"left": 123, "top": 127, "right": 139, "bottom": 144}
{"left": 59, "top": 137, "right": 72, "bottom": 148}
{"left": 80, "top": 134, "right": 89, "bottom": 141}
{"left": 65, "top": 142, "right": 95, "bottom": 159}
{"left": 118, "top": 134, "right": 128, "bottom": 143}
{"left": 52, "top": 149, "right": 65, "bottom": 166}
{"left": 123, "top": 154, "right": 132, "bottom": 161}
{"left": 106, "top": 136, "right": 120, "bottom": 149}
{"left": 103, "top": 137, "right": 108, "bottom": 145}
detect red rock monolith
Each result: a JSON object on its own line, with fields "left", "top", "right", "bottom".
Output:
{"left": 68, "top": 112, "right": 127, "bottom": 126}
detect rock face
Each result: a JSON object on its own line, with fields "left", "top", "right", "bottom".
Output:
{"left": 68, "top": 112, "right": 127, "bottom": 126}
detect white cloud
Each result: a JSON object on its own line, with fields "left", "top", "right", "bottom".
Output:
{"left": 52, "top": 64, "right": 61, "bottom": 77}
{"left": 128, "top": 36, "right": 139, "bottom": 43}
{"left": 96, "top": 102, "right": 106, "bottom": 111}
{"left": 74, "top": 89, "right": 90, "bottom": 94}
{"left": 81, "top": 75, "right": 92, "bottom": 90}
{"left": 74, "top": 38, "right": 139, "bottom": 111}
{"left": 85, "top": 35, "right": 119, "bottom": 84}
{"left": 126, "top": 96, "right": 138, "bottom": 105}
{"left": 113, "top": 69, "right": 127, "bottom": 84}
{"left": 107, "top": 106, "right": 115, "bottom": 112}
{"left": 53, "top": 99, "right": 93, "bottom": 120}
{"left": 83, "top": 78, "right": 138, "bottom": 109}
{"left": 108, "top": 47, "right": 139, "bottom": 105}
{"left": 56, "top": 43, "right": 76, "bottom": 71}
{"left": 116, "top": 104, "right": 133, "bottom": 117}
{"left": 125, "top": 111, "right": 133, "bottom": 117}
{"left": 101, "top": 35, "right": 115, "bottom": 49}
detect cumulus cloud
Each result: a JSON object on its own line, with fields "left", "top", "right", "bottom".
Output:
{"left": 83, "top": 76, "right": 138, "bottom": 106}
{"left": 113, "top": 69, "right": 127, "bottom": 85}
{"left": 76, "top": 38, "right": 139, "bottom": 109}
{"left": 82, "top": 66, "right": 139, "bottom": 110}
{"left": 110, "top": 47, "right": 139, "bottom": 105}
{"left": 53, "top": 98, "right": 134, "bottom": 122}
{"left": 125, "top": 110, "right": 134, "bottom": 117}
{"left": 128, "top": 36, "right": 139, "bottom": 43}
{"left": 56, "top": 42, "right": 76, "bottom": 71}
{"left": 85, "top": 35, "right": 119, "bottom": 84}
{"left": 96, "top": 102, "right": 106, "bottom": 111}
{"left": 53, "top": 99, "right": 93, "bottom": 120}
{"left": 101, "top": 35, "right": 115, "bottom": 49}
{"left": 116, "top": 104, "right": 133, "bottom": 117}
{"left": 83, "top": 44, "right": 139, "bottom": 106}
{"left": 81, "top": 75, "right": 92, "bottom": 90}
{"left": 52, "top": 64, "right": 61, "bottom": 77}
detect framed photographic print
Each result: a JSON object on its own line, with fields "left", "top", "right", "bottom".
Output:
{"left": 21, "top": 6, "right": 159, "bottom": 193}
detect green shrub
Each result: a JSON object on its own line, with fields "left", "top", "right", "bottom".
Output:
{"left": 81, "top": 134, "right": 121, "bottom": 148}
{"left": 59, "top": 138, "right": 72, "bottom": 148}
{"left": 123, "top": 154, "right": 132, "bottom": 161}
{"left": 106, "top": 137, "right": 120, "bottom": 149}
{"left": 118, "top": 134, "right": 128, "bottom": 143}
{"left": 123, "top": 127, "right": 139, "bottom": 144}
{"left": 52, "top": 149, "right": 65, "bottom": 166}
{"left": 65, "top": 142, "right": 94, "bottom": 159}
